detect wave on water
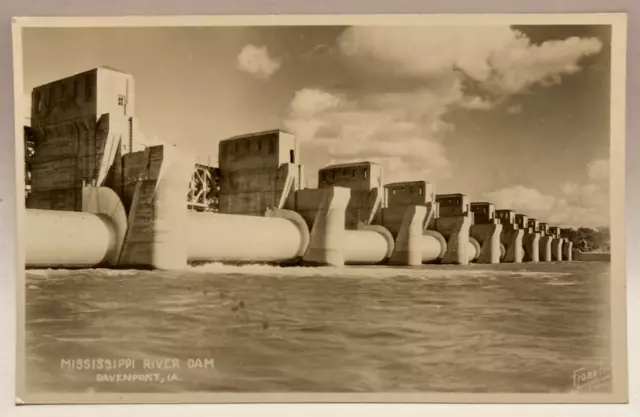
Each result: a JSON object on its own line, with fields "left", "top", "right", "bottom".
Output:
{"left": 545, "top": 281, "right": 577, "bottom": 286}
{"left": 545, "top": 279, "right": 578, "bottom": 286}
{"left": 23, "top": 256, "right": 609, "bottom": 394}
{"left": 25, "top": 263, "right": 575, "bottom": 282}
{"left": 186, "top": 262, "right": 572, "bottom": 280}
{"left": 26, "top": 268, "right": 143, "bottom": 278}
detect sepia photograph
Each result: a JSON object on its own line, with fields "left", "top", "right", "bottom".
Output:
{"left": 12, "top": 13, "right": 627, "bottom": 404}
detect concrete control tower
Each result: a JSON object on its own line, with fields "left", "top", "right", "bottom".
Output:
{"left": 27, "top": 67, "right": 136, "bottom": 211}
{"left": 217, "top": 129, "right": 304, "bottom": 216}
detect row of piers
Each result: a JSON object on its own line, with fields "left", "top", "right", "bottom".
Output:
{"left": 23, "top": 67, "right": 581, "bottom": 269}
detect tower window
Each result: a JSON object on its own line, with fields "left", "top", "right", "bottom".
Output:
{"left": 352, "top": 169, "right": 356, "bottom": 178}
{"left": 363, "top": 169, "right": 368, "bottom": 179}
{"left": 289, "top": 149, "right": 295, "bottom": 163}
{"left": 118, "top": 95, "right": 125, "bottom": 106}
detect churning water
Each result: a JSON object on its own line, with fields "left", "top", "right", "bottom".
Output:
{"left": 24, "top": 262, "right": 611, "bottom": 394}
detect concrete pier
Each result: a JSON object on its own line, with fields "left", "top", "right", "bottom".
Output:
{"left": 118, "top": 146, "right": 192, "bottom": 270}
{"left": 382, "top": 181, "right": 435, "bottom": 237}
{"left": 435, "top": 215, "right": 473, "bottom": 265}
{"left": 435, "top": 194, "right": 473, "bottom": 265}
{"left": 523, "top": 233, "right": 540, "bottom": 262}
{"left": 389, "top": 205, "right": 427, "bottom": 266}
{"left": 548, "top": 227, "right": 563, "bottom": 261}
{"left": 317, "top": 162, "right": 383, "bottom": 228}
{"left": 292, "top": 163, "right": 383, "bottom": 229}
{"left": 539, "top": 236, "right": 553, "bottom": 262}
{"left": 502, "top": 227, "right": 524, "bottom": 263}
{"left": 538, "top": 223, "right": 552, "bottom": 262}
{"left": 470, "top": 202, "right": 502, "bottom": 264}
{"left": 551, "top": 239, "right": 563, "bottom": 261}
{"left": 523, "top": 218, "right": 541, "bottom": 262}
{"left": 496, "top": 210, "right": 523, "bottom": 263}
{"left": 388, "top": 205, "right": 448, "bottom": 266}
{"left": 469, "top": 224, "right": 502, "bottom": 264}
{"left": 303, "top": 186, "right": 349, "bottom": 266}
{"left": 563, "top": 239, "right": 574, "bottom": 261}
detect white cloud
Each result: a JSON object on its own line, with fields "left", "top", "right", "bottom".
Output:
{"left": 289, "top": 88, "right": 343, "bottom": 117}
{"left": 485, "top": 185, "right": 557, "bottom": 214}
{"left": 286, "top": 85, "right": 457, "bottom": 183}
{"left": 338, "top": 26, "right": 516, "bottom": 82}
{"left": 237, "top": 45, "right": 281, "bottom": 80}
{"left": 338, "top": 26, "right": 602, "bottom": 95}
{"left": 460, "top": 96, "right": 494, "bottom": 110}
{"left": 507, "top": 104, "right": 523, "bottom": 115}
{"left": 483, "top": 159, "right": 609, "bottom": 228}
{"left": 484, "top": 35, "right": 602, "bottom": 95}
{"left": 285, "top": 26, "right": 603, "bottom": 183}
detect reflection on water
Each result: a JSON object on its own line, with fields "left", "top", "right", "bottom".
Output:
{"left": 25, "top": 262, "right": 611, "bottom": 393}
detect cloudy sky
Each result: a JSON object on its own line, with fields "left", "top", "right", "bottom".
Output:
{"left": 21, "top": 25, "right": 611, "bottom": 228}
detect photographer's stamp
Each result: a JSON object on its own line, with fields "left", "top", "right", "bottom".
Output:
{"left": 573, "top": 365, "right": 612, "bottom": 392}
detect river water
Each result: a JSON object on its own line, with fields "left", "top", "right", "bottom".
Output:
{"left": 24, "top": 262, "right": 611, "bottom": 394}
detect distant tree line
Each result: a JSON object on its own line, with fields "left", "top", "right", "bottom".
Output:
{"left": 561, "top": 226, "right": 610, "bottom": 252}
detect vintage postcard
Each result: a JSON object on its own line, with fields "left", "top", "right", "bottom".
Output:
{"left": 12, "top": 13, "right": 627, "bottom": 404}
